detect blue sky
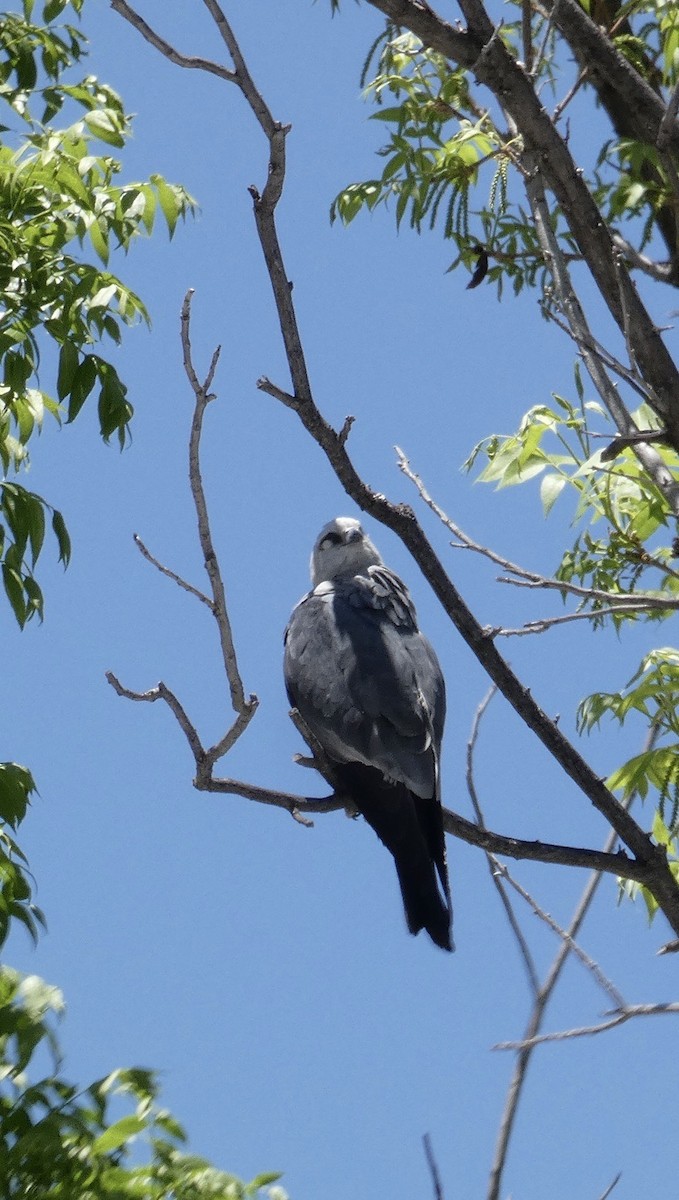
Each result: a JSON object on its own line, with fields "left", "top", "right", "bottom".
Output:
{"left": 5, "top": 3, "right": 679, "bottom": 1198}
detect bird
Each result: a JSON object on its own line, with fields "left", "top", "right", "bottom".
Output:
{"left": 284, "top": 516, "right": 453, "bottom": 951}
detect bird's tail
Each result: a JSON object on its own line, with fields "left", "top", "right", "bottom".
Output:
{"left": 335, "top": 763, "right": 453, "bottom": 952}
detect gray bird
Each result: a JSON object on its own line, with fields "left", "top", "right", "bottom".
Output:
{"left": 284, "top": 516, "right": 453, "bottom": 951}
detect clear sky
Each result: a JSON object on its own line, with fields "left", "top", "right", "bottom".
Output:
{"left": 5, "top": 3, "right": 679, "bottom": 1199}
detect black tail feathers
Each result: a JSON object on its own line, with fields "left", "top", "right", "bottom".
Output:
{"left": 335, "top": 763, "right": 453, "bottom": 952}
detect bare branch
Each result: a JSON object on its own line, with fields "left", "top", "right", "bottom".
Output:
{"left": 487, "top": 604, "right": 671, "bottom": 638}
{"left": 109, "top": 0, "right": 236, "bottom": 82}
{"left": 180, "top": 290, "right": 257, "bottom": 728}
{"left": 133, "top": 533, "right": 214, "bottom": 611}
{"left": 108, "top": 293, "right": 258, "bottom": 789}
{"left": 440, "top": 807, "right": 650, "bottom": 884}
{"left": 494, "top": 1002, "right": 679, "bottom": 1051}
{"left": 105, "top": 671, "right": 205, "bottom": 763}
{"left": 423, "top": 1133, "right": 444, "bottom": 1200}
{"left": 486, "top": 722, "right": 660, "bottom": 1200}
{"left": 598, "top": 1173, "right": 622, "bottom": 1200}
{"left": 612, "top": 234, "right": 675, "bottom": 284}
{"left": 466, "top": 687, "right": 541, "bottom": 997}
{"left": 490, "top": 860, "right": 627, "bottom": 1011}
{"left": 200, "top": 0, "right": 277, "bottom": 136}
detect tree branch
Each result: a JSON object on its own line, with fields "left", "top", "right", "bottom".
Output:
{"left": 466, "top": 687, "right": 540, "bottom": 997}
{"left": 109, "top": 0, "right": 237, "bottom": 82}
{"left": 494, "top": 1001, "right": 679, "bottom": 1051}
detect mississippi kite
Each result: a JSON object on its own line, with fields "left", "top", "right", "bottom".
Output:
{"left": 284, "top": 516, "right": 453, "bottom": 951}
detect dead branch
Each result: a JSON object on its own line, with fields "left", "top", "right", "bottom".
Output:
{"left": 466, "top": 687, "right": 540, "bottom": 997}
{"left": 494, "top": 1001, "right": 679, "bottom": 1051}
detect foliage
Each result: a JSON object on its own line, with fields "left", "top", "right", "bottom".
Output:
{"left": 0, "top": 769, "right": 286, "bottom": 1198}
{"left": 332, "top": 6, "right": 679, "bottom": 289}
{"left": 465, "top": 389, "right": 679, "bottom": 918}
{"left": 331, "top": 30, "right": 546, "bottom": 297}
{"left": 465, "top": 393, "right": 679, "bottom": 625}
{"left": 0, "top": 0, "right": 195, "bottom": 626}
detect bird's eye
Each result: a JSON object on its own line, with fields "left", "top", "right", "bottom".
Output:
{"left": 321, "top": 532, "right": 342, "bottom": 549}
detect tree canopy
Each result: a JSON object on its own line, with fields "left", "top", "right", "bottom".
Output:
{"left": 4, "top": 2, "right": 679, "bottom": 1198}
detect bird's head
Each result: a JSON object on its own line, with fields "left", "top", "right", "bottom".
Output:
{"left": 310, "top": 516, "right": 383, "bottom": 586}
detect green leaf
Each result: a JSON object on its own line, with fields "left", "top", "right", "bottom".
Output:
{"left": 88, "top": 216, "right": 109, "bottom": 264}
{"left": 2, "top": 562, "right": 27, "bottom": 628}
{"left": 249, "top": 1172, "right": 283, "bottom": 1190}
{"left": 84, "top": 108, "right": 126, "bottom": 148}
{"left": 151, "top": 174, "right": 181, "bottom": 237}
{"left": 540, "top": 472, "right": 566, "bottom": 515}
{"left": 26, "top": 495, "right": 45, "bottom": 566}
{"left": 57, "top": 341, "right": 79, "bottom": 401}
{"left": 51, "top": 509, "right": 71, "bottom": 566}
{"left": 92, "top": 1114, "right": 147, "bottom": 1153}
{"left": 67, "top": 355, "right": 97, "bottom": 422}
{"left": 0, "top": 762, "right": 36, "bottom": 828}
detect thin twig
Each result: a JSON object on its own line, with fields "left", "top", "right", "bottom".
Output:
{"left": 180, "top": 290, "right": 257, "bottom": 731}
{"left": 520, "top": 0, "right": 532, "bottom": 74}
{"left": 397, "top": 449, "right": 679, "bottom": 615}
{"left": 110, "top": 0, "right": 236, "bottom": 82}
{"left": 423, "top": 1133, "right": 444, "bottom": 1200}
{"left": 494, "top": 1002, "right": 679, "bottom": 1050}
{"left": 657, "top": 79, "right": 679, "bottom": 151}
{"left": 552, "top": 65, "right": 588, "bottom": 122}
{"left": 597, "top": 1173, "right": 622, "bottom": 1200}
{"left": 466, "top": 687, "right": 541, "bottom": 997}
{"left": 486, "top": 602, "right": 673, "bottom": 639}
{"left": 491, "top": 860, "right": 626, "bottom": 1011}
{"left": 486, "top": 723, "right": 660, "bottom": 1200}
{"left": 133, "top": 533, "right": 214, "bottom": 611}
{"left": 106, "top": 671, "right": 205, "bottom": 763}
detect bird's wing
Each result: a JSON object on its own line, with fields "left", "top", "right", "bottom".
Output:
{"left": 284, "top": 568, "right": 445, "bottom": 798}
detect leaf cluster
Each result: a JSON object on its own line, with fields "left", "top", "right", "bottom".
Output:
{"left": 330, "top": 30, "right": 553, "bottom": 296}
{"left": 466, "top": 382, "right": 679, "bottom": 917}
{"left": 467, "top": 390, "right": 679, "bottom": 627}
{"left": 0, "top": 0, "right": 195, "bottom": 625}
{"left": 577, "top": 647, "right": 679, "bottom": 920}
{"left": 332, "top": 7, "right": 679, "bottom": 290}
